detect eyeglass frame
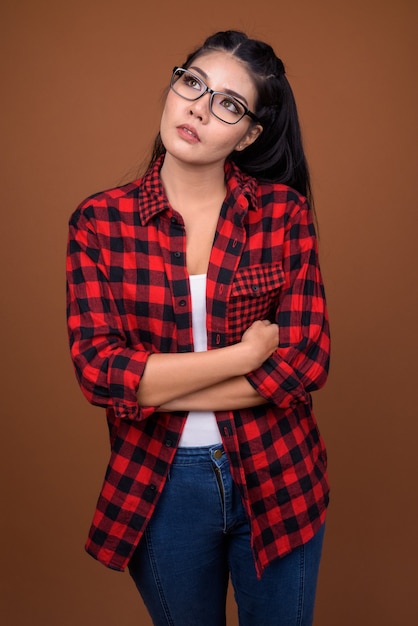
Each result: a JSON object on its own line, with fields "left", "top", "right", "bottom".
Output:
{"left": 170, "top": 66, "right": 261, "bottom": 125}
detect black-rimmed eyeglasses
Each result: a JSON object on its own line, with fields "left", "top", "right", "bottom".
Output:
{"left": 170, "top": 67, "right": 260, "bottom": 125}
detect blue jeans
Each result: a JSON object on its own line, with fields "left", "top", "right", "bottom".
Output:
{"left": 128, "top": 445, "right": 325, "bottom": 626}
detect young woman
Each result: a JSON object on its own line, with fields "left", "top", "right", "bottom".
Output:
{"left": 67, "top": 30, "right": 330, "bottom": 626}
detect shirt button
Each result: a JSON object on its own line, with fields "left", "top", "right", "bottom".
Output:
{"left": 171, "top": 217, "right": 177, "bottom": 224}
{"left": 165, "top": 439, "right": 173, "bottom": 447}
{"left": 173, "top": 251, "right": 181, "bottom": 258}
{"left": 179, "top": 299, "right": 186, "bottom": 307}
{"left": 252, "top": 284, "right": 259, "bottom": 293}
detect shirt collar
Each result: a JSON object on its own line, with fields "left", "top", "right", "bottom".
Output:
{"left": 136, "top": 155, "right": 259, "bottom": 225}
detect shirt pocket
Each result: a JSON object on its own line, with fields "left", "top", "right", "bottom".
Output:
{"left": 228, "top": 262, "right": 285, "bottom": 341}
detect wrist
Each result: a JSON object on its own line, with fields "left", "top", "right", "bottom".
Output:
{"left": 225, "top": 342, "right": 255, "bottom": 376}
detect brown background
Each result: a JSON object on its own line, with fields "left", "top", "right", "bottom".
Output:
{"left": 1, "top": 0, "right": 417, "bottom": 624}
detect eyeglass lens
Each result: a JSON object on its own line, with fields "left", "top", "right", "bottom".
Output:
{"left": 171, "top": 69, "right": 246, "bottom": 124}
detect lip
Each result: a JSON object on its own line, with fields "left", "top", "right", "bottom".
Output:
{"left": 176, "top": 124, "right": 200, "bottom": 143}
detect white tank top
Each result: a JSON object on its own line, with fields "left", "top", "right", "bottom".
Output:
{"left": 178, "top": 274, "right": 222, "bottom": 447}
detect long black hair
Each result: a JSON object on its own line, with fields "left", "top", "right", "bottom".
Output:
{"left": 148, "top": 30, "right": 314, "bottom": 208}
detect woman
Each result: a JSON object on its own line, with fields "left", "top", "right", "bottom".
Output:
{"left": 67, "top": 30, "right": 330, "bottom": 626}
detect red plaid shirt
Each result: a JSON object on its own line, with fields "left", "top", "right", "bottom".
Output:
{"left": 66, "top": 156, "right": 330, "bottom": 578}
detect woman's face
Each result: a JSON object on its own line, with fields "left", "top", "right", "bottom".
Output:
{"left": 160, "top": 50, "right": 262, "bottom": 169}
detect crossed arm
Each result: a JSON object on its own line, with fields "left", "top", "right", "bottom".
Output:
{"left": 136, "top": 320, "right": 279, "bottom": 412}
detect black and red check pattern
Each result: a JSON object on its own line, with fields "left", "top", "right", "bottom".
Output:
{"left": 66, "top": 156, "right": 330, "bottom": 578}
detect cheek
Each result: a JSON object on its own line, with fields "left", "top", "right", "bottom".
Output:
{"left": 159, "top": 100, "right": 175, "bottom": 141}
{"left": 160, "top": 96, "right": 171, "bottom": 122}
{"left": 160, "top": 92, "right": 178, "bottom": 125}
{"left": 209, "top": 132, "right": 244, "bottom": 156}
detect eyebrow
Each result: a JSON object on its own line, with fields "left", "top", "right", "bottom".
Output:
{"left": 189, "top": 65, "right": 249, "bottom": 106}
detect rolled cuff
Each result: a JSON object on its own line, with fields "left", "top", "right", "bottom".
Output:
{"left": 107, "top": 349, "right": 157, "bottom": 420}
{"left": 245, "top": 356, "right": 310, "bottom": 409}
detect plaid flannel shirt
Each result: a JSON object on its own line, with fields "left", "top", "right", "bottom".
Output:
{"left": 66, "top": 156, "right": 330, "bottom": 578}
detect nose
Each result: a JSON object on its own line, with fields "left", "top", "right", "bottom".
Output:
{"left": 188, "top": 93, "right": 211, "bottom": 122}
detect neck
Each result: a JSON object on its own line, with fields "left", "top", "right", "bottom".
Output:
{"left": 159, "top": 154, "right": 227, "bottom": 211}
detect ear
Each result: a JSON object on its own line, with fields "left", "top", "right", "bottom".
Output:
{"left": 234, "top": 124, "right": 263, "bottom": 152}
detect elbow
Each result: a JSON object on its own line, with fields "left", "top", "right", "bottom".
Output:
{"left": 78, "top": 374, "right": 110, "bottom": 409}
{"left": 306, "top": 352, "right": 330, "bottom": 393}
{"left": 72, "top": 357, "right": 111, "bottom": 408}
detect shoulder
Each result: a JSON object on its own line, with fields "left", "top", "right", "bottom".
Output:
{"left": 256, "top": 181, "right": 308, "bottom": 209}
{"left": 69, "top": 178, "right": 143, "bottom": 228}
{"left": 253, "top": 181, "right": 312, "bottom": 231}
{"left": 75, "top": 178, "right": 142, "bottom": 214}
{"left": 227, "top": 161, "right": 309, "bottom": 218}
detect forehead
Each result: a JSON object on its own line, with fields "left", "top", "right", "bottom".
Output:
{"left": 188, "top": 50, "right": 257, "bottom": 100}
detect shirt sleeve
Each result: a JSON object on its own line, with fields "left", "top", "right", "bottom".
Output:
{"left": 66, "top": 205, "right": 155, "bottom": 421}
{"left": 245, "top": 197, "right": 330, "bottom": 409}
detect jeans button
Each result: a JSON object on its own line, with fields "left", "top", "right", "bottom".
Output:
{"left": 213, "top": 449, "right": 222, "bottom": 460}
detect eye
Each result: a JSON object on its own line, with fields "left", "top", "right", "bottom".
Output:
{"left": 182, "top": 72, "right": 203, "bottom": 91}
{"left": 220, "top": 98, "right": 240, "bottom": 113}
{"left": 215, "top": 95, "right": 245, "bottom": 117}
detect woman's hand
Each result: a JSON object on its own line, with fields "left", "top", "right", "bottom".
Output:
{"left": 239, "top": 320, "right": 279, "bottom": 372}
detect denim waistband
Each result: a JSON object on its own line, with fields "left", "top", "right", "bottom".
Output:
{"left": 172, "top": 444, "right": 225, "bottom": 465}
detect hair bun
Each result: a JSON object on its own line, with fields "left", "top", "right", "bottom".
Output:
{"left": 276, "top": 58, "right": 285, "bottom": 76}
